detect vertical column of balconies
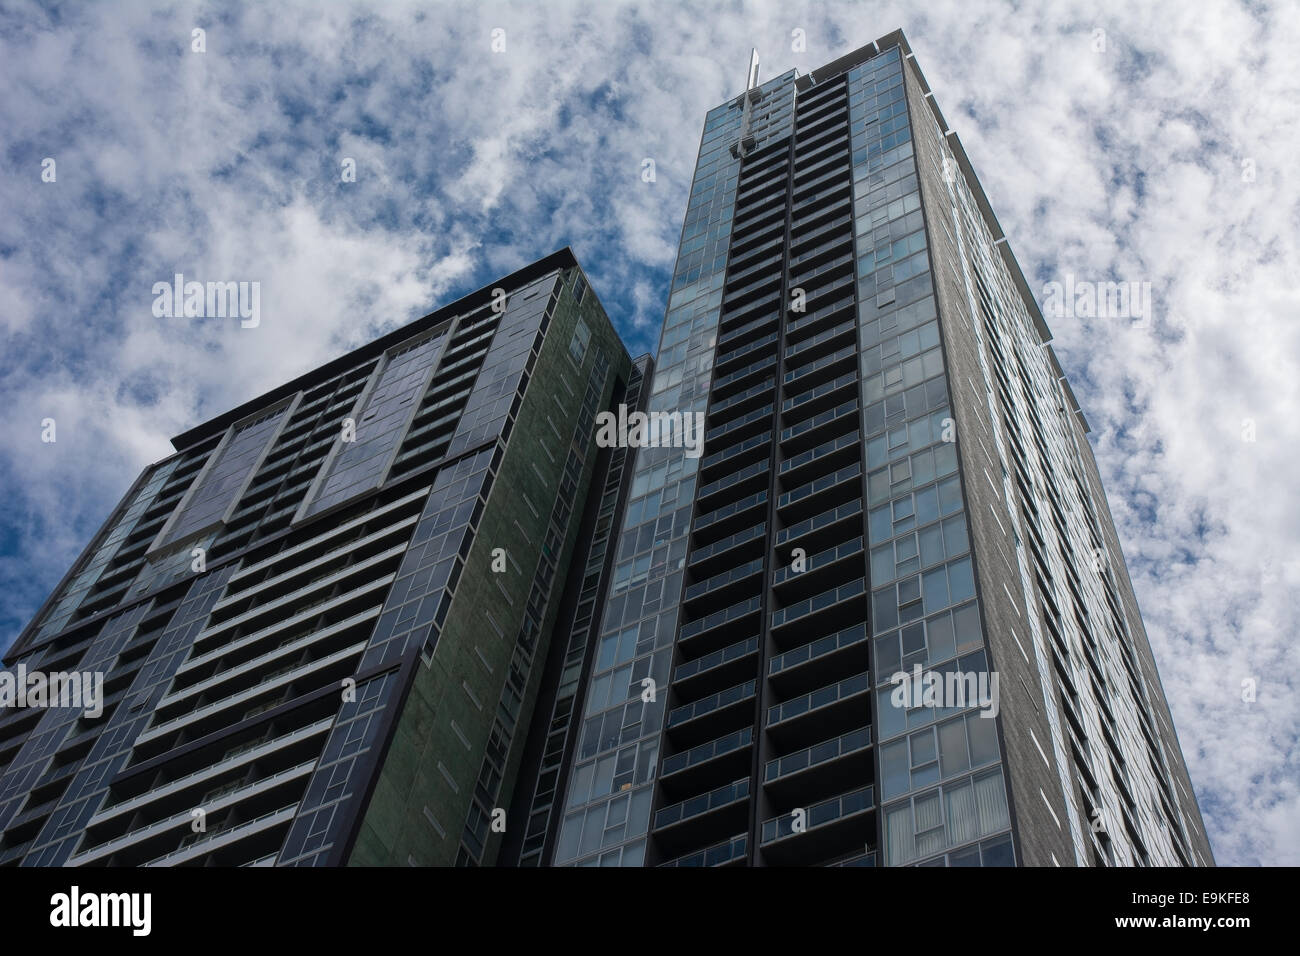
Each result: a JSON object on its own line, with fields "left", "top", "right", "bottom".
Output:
{"left": 757, "top": 76, "right": 875, "bottom": 866}
{"left": 645, "top": 138, "right": 790, "bottom": 867}
{"left": 648, "top": 77, "right": 877, "bottom": 867}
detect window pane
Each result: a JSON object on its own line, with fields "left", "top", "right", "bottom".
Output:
{"left": 968, "top": 712, "right": 1000, "bottom": 766}
{"left": 919, "top": 524, "right": 944, "bottom": 566}
{"left": 915, "top": 485, "right": 939, "bottom": 524}
{"left": 910, "top": 728, "right": 937, "bottom": 766}
{"left": 938, "top": 476, "right": 962, "bottom": 514}
{"left": 948, "top": 557, "right": 974, "bottom": 603}
{"left": 953, "top": 602, "right": 981, "bottom": 652}
{"left": 938, "top": 717, "right": 970, "bottom": 777}
{"left": 923, "top": 568, "right": 948, "bottom": 611}
{"left": 883, "top": 740, "right": 910, "bottom": 798}
{"left": 926, "top": 612, "right": 955, "bottom": 663}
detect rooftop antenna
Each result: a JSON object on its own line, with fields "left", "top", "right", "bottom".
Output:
{"left": 731, "top": 49, "right": 762, "bottom": 159}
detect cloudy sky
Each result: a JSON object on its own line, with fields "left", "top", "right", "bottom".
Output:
{"left": 1, "top": 0, "right": 1296, "bottom": 866}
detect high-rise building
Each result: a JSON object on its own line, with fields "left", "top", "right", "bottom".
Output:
{"left": 525, "top": 30, "right": 1214, "bottom": 867}
{"left": 0, "top": 249, "right": 644, "bottom": 867}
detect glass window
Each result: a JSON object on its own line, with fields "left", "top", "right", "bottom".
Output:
{"left": 942, "top": 513, "right": 968, "bottom": 556}
{"left": 569, "top": 318, "right": 591, "bottom": 366}
{"left": 883, "top": 740, "right": 909, "bottom": 799}
{"left": 949, "top": 557, "right": 975, "bottom": 603}
{"left": 938, "top": 717, "right": 970, "bottom": 777}
{"left": 923, "top": 567, "right": 948, "bottom": 611}
{"left": 910, "top": 728, "right": 936, "bottom": 766}
{"left": 569, "top": 762, "right": 594, "bottom": 807}
{"left": 927, "top": 612, "right": 956, "bottom": 663}
{"left": 953, "top": 602, "right": 981, "bottom": 652}
{"left": 919, "top": 524, "right": 944, "bottom": 567}
{"left": 968, "top": 712, "right": 1000, "bottom": 766}
{"left": 915, "top": 485, "right": 939, "bottom": 524}
{"left": 981, "top": 832, "right": 1014, "bottom": 866}
{"left": 875, "top": 632, "right": 901, "bottom": 678}
{"left": 579, "top": 806, "right": 603, "bottom": 856}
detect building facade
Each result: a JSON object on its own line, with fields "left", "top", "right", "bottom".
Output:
{"left": 0, "top": 249, "right": 640, "bottom": 867}
{"left": 531, "top": 31, "right": 1214, "bottom": 867}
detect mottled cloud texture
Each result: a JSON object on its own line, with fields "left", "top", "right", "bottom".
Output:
{"left": 1, "top": 0, "right": 1295, "bottom": 865}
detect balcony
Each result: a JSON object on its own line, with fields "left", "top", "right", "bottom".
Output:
{"left": 70, "top": 761, "right": 314, "bottom": 866}
{"left": 764, "top": 726, "right": 873, "bottom": 805}
{"left": 789, "top": 251, "right": 853, "bottom": 297}
{"left": 665, "top": 679, "right": 756, "bottom": 747}
{"left": 653, "top": 778, "right": 750, "bottom": 858}
{"left": 143, "top": 803, "right": 299, "bottom": 867}
{"left": 722, "top": 271, "right": 783, "bottom": 312}
{"left": 759, "top": 785, "right": 874, "bottom": 865}
{"left": 779, "top": 429, "right": 860, "bottom": 486}
{"left": 775, "top": 499, "right": 863, "bottom": 554}
{"left": 672, "top": 634, "right": 760, "bottom": 698}
{"left": 698, "top": 435, "right": 770, "bottom": 487}
{"left": 659, "top": 727, "right": 754, "bottom": 796}
{"left": 735, "top": 173, "right": 788, "bottom": 208}
{"left": 779, "top": 398, "right": 858, "bottom": 455}
{"left": 771, "top": 578, "right": 866, "bottom": 644}
{"left": 792, "top": 165, "right": 851, "bottom": 206}
{"left": 659, "top": 833, "right": 748, "bottom": 867}
{"left": 768, "top": 621, "right": 870, "bottom": 696}
{"left": 783, "top": 343, "right": 856, "bottom": 390}
{"left": 781, "top": 317, "right": 855, "bottom": 368}
{"left": 766, "top": 670, "right": 871, "bottom": 750}
{"left": 687, "top": 522, "right": 766, "bottom": 578}
{"left": 714, "top": 333, "right": 778, "bottom": 375}
{"left": 703, "top": 404, "right": 773, "bottom": 452}
{"left": 87, "top": 717, "right": 334, "bottom": 828}
{"left": 692, "top": 490, "right": 767, "bottom": 544}
{"left": 710, "top": 355, "right": 778, "bottom": 402}
{"left": 696, "top": 460, "right": 768, "bottom": 511}
{"left": 770, "top": 537, "right": 865, "bottom": 614}
{"left": 782, "top": 371, "right": 857, "bottom": 422}
{"left": 708, "top": 379, "right": 776, "bottom": 426}
{"left": 717, "top": 311, "right": 779, "bottom": 350}
{"left": 728, "top": 232, "right": 784, "bottom": 271}
{"left": 776, "top": 463, "right": 862, "bottom": 524}
{"left": 684, "top": 557, "right": 764, "bottom": 607}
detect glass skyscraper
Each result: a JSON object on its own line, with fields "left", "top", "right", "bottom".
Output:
{"left": 534, "top": 30, "right": 1214, "bottom": 868}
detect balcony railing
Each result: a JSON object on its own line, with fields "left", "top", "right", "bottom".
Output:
{"left": 688, "top": 523, "right": 766, "bottom": 567}
{"left": 666, "top": 680, "right": 756, "bottom": 729}
{"left": 660, "top": 833, "right": 748, "bottom": 867}
{"left": 767, "top": 671, "right": 871, "bottom": 728}
{"left": 764, "top": 726, "right": 872, "bottom": 783}
{"left": 673, "top": 635, "right": 760, "bottom": 684}
{"left": 760, "top": 785, "right": 874, "bottom": 845}
{"left": 654, "top": 778, "right": 750, "bottom": 830}
{"left": 661, "top": 727, "right": 753, "bottom": 778}
{"left": 770, "top": 579, "right": 865, "bottom": 630}
{"left": 769, "top": 621, "right": 868, "bottom": 676}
